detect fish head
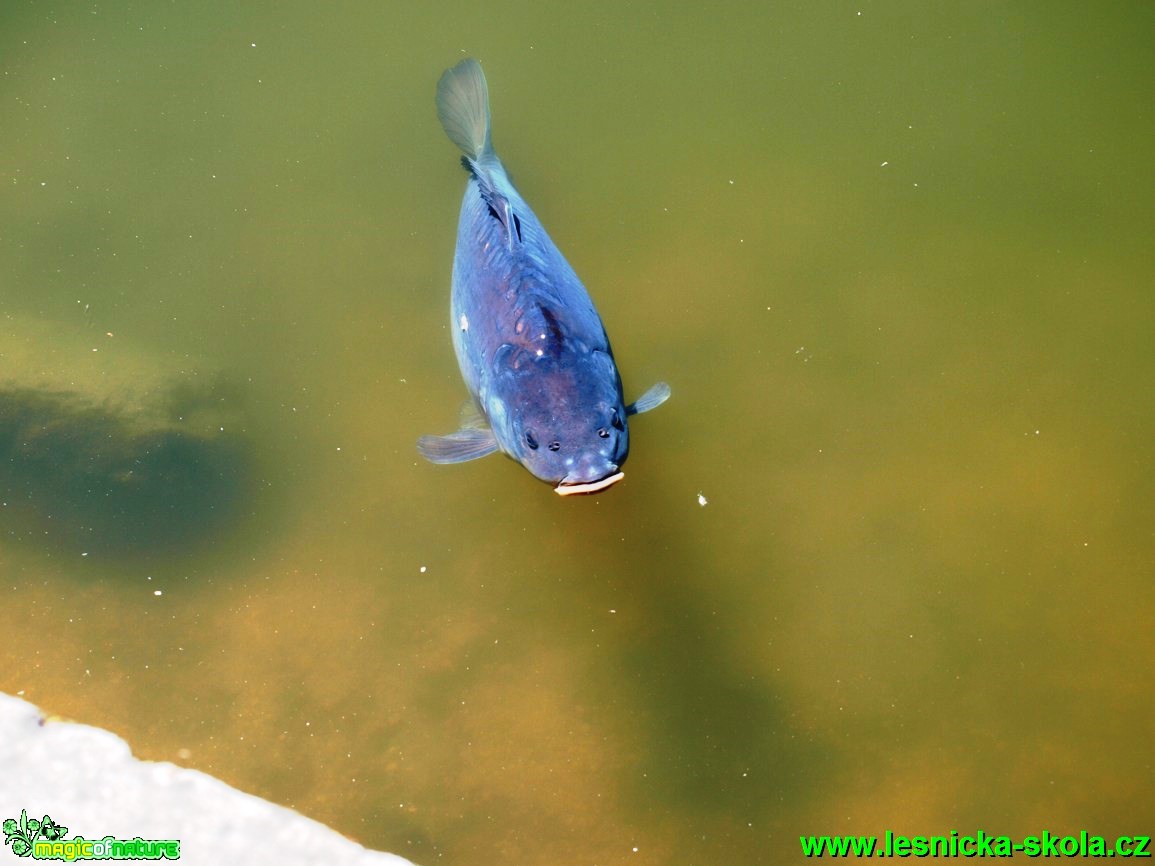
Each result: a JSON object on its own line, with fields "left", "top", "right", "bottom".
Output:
{"left": 490, "top": 350, "right": 630, "bottom": 490}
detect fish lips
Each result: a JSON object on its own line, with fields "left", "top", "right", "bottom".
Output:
{"left": 554, "top": 471, "right": 625, "bottom": 496}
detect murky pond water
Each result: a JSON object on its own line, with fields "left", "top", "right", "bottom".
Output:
{"left": 3, "top": 3, "right": 1152, "bottom": 864}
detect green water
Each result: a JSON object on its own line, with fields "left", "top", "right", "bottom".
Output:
{"left": 3, "top": 2, "right": 1153, "bottom": 864}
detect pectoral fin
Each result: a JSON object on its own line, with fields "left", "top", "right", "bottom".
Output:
{"left": 417, "top": 427, "right": 499, "bottom": 464}
{"left": 626, "top": 381, "right": 671, "bottom": 416}
{"left": 457, "top": 398, "right": 488, "bottom": 430}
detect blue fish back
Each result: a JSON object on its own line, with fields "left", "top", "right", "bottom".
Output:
{"left": 418, "top": 59, "right": 669, "bottom": 494}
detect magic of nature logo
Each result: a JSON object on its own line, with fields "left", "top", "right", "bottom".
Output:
{"left": 2, "top": 810, "right": 179, "bottom": 861}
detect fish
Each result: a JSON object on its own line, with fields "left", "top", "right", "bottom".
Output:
{"left": 417, "top": 58, "right": 670, "bottom": 495}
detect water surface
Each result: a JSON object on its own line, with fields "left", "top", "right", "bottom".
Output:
{"left": 2, "top": 3, "right": 1152, "bottom": 864}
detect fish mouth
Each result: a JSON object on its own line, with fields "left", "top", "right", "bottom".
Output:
{"left": 554, "top": 471, "right": 625, "bottom": 496}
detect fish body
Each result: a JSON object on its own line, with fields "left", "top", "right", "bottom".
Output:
{"left": 418, "top": 59, "right": 669, "bottom": 494}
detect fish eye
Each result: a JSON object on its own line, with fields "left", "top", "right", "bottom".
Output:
{"left": 548, "top": 441, "right": 561, "bottom": 452}
{"left": 611, "top": 410, "right": 624, "bottom": 431}
{"left": 597, "top": 427, "right": 610, "bottom": 439}
{"left": 525, "top": 431, "right": 539, "bottom": 450}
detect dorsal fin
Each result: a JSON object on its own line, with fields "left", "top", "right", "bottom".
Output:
{"left": 470, "top": 181, "right": 520, "bottom": 251}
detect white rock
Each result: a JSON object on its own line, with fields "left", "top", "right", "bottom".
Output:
{"left": 0, "top": 693, "right": 418, "bottom": 866}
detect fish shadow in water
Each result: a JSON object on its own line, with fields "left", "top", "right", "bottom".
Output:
{"left": 614, "top": 563, "right": 831, "bottom": 822}
{"left": 0, "top": 381, "right": 254, "bottom": 561}
{"left": 578, "top": 507, "right": 835, "bottom": 820}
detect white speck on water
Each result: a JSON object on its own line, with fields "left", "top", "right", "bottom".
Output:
{"left": 153, "top": 590, "right": 163, "bottom": 596}
{"left": 459, "top": 314, "right": 468, "bottom": 332}
{"left": 880, "top": 160, "right": 889, "bottom": 167}
{"left": 697, "top": 492, "right": 709, "bottom": 507}
{"left": 419, "top": 566, "right": 427, "bottom": 573}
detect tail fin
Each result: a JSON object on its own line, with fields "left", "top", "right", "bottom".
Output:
{"left": 436, "top": 58, "right": 493, "bottom": 162}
